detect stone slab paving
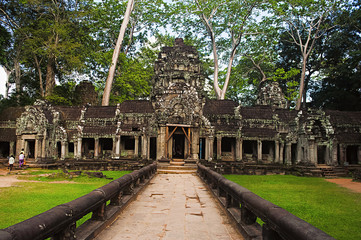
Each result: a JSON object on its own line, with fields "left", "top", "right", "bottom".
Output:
{"left": 94, "top": 173, "right": 244, "bottom": 240}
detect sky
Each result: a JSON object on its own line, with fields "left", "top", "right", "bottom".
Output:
{"left": 0, "top": 66, "right": 6, "bottom": 97}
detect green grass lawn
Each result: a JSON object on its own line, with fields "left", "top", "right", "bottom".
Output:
{"left": 0, "top": 169, "right": 131, "bottom": 229}
{"left": 224, "top": 174, "right": 361, "bottom": 240}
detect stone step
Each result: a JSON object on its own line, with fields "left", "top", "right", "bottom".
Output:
{"left": 157, "top": 169, "right": 197, "bottom": 174}
{"left": 170, "top": 161, "right": 185, "bottom": 166}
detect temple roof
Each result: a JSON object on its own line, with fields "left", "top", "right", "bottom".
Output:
{"left": 203, "top": 100, "right": 238, "bottom": 115}
{"left": 0, "top": 107, "right": 25, "bottom": 121}
{"left": 118, "top": 100, "right": 154, "bottom": 113}
{"left": 240, "top": 105, "right": 275, "bottom": 120}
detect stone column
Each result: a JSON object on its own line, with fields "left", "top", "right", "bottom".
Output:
{"left": 339, "top": 144, "right": 346, "bottom": 165}
{"left": 147, "top": 137, "right": 151, "bottom": 160}
{"left": 115, "top": 136, "right": 121, "bottom": 159}
{"left": 157, "top": 127, "right": 166, "bottom": 160}
{"left": 275, "top": 140, "right": 280, "bottom": 163}
{"left": 61, "top": 141, "right": 66, "bottom": 160}
{"left": 191, "top": 129, "right": 199, "bottom": 160}
{"left": 325, "top": 145, "right": 331, "bottom": 165}
{"left": 41, "top": 137, "right": 46, "bottom": 158}
{"left": 209, "top": 136, "right": 214, "bottom": 161}
{"left": 236, "top": 138, "right": 242, "bottom": 161}
{"left": 77, "top": 138, "right": 82, "bottom": 159}
{"left": 358, "top": 146, "right": 361, "bottom": 165}
{"left": 94, "top": 138, "right": 99, "bottom": 159}
{"left": 16, "top": 136, "right": 22, "bottom": 156}
{"left": 285, "top": 142, "right": 292, "bottom": 165}
{"left": 34, "top": 138, "right": 39, "bottom": 160}
{"left": 134, "top": 136, "right": 139, "bottom": 158}
{"left": 280, "top": 141, "right": 284, "bottom": 164}
{"left": 217, "top": 136, "right": 222, "bottom": 160}
{"left": 330, "top": 141, "right": 338, "bottom": 165}
{"left": 9, "top": 141, "right": 15, "bottom": 156}
{"left": 308, "top": 140, "right": 316, "bottom": 164}
{"left": 141, "top": 135, "right": 147, "bottom": 160}
{"left": 257, "top": 140, "right": 262, "bottom": 162}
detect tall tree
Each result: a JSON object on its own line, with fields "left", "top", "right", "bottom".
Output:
{"left": 172, "top": 0, "right": 268, "bottom": 100}
{"left": 274, "top": 0, "right": 341, "bottom": 110}
{"left": 102, "top": 0, "right": 134, "bottom": 106}
{"left": 310, "top": 0, "right": 361, "bottom": 110}
{"left": 0, "top": 0, "right": 96, "bottom": 98}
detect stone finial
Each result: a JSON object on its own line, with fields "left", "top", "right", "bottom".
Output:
{"left": 257, "top": 81, "right": 287, "bottom": 109}
{"left": 175, "top": 38, "right": 185, "bottom": 46}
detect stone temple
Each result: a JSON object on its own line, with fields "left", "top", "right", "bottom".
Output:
{"left": 0, "top": 38, "right": 361, "bottom": 172}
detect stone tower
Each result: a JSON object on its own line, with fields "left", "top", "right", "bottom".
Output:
{"left": 151, "top": 38, "right": 206, "bottom": 125}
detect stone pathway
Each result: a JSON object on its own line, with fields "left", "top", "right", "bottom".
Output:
{"left": 94, "top": 174, "right": 243, "bottom": 240}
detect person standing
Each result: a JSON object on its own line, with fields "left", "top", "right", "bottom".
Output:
{"left": 19, "top": 150, "right": 25, "bottom": 168}
{"left": 8, "top": 155, "right": 15, "bottom": 172}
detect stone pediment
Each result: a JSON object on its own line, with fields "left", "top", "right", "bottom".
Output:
{"left": 16, "top": 105, "right": 48, "bottom": 135}
{"left": 153, "top": 82, "right": 203, "bottom": 125}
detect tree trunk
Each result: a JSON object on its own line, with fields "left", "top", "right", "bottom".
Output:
{"left": 102, "top": 0, "right": 134, "bottom": 106}
{"left": 3, "top": 67, "right": 11, "bottom": 99}
{"left": 221, "top": 46, "right": 238, "bottom": 100}
{"left": 14, "top": 59, "right": 21, "bottom": 93}
{"left": 45, "top": 55, "right": 56, "bottom": 97}
{"left": 34, "top": 56, "right": 44, "bottom": 97}
{"left": 296, "top": 57, "right": 307, "bottom": 110}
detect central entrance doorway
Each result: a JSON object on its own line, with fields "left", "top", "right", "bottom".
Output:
{"left": 173, "top": 134, "right": 185, "bottom": 159}
{"left": 165, "top": 124, "right": 191, "bottom": 160}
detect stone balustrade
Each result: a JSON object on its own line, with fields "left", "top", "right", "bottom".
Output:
{"left": 197, "top": 164, "right": 336, "bottom": 240}
{"left": 0, "top": 162, "right": 157, "bottom": 240}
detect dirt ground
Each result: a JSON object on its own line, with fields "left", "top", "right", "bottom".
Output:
{"left": 325, "top": 178, "right": 361, "bottom": 194}
{"left": 1, "top": 168, "right": 361, "bottom": 193}
{"left": 0, "top": 168, "right": 76, "bottom": 187}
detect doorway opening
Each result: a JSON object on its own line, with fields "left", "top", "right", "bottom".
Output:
{"left": 26, "top": 139, "right": 35, "bottom": 158}
{"left": 173, "top": 134, "right": 185, "bottom": 159}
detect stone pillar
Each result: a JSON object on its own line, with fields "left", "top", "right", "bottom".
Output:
{"left": 339, "top": 144, "right": 346, "bottom": 165}
{"left": 157, "top": 127, "right": 166, "bottom": 160}
{"left": 134, "top": 136, "right": 139, "bottom": 158}
{"left": 209, "top": 136, "right": 214, "bottom": 161}
{"left": 77, "top": 138, "right": 82, "bottom": 159}
{"left": 308, "top": 140, "right": 316, "bottom": 164}
{"left": 217, "top": 136, "right": 222, "bottom": 160}
{"left": 331, "top": 142, "right": 338, "bottom": 166}
{"left": 257, "top": 140, "right": 262, "bottom": 162}
{"left": 34, "top": 138, "right": 39, "bottom": 160}
{"left": 61, "top": 141, "right": 66, "bottom": 160}
{"left": 205, "top": 137, "right": 209, "bottom": 160}
{"left": 285, "top": 142, "right": 292, "bottom": 165}
{"left": 9, "top": 141, "right": 15, "bottom": 156}
{"left": 325, "top": 145, "right": 331, "bottom": 165}
{"left": 280, "top": 141, "right": 284, "bottom": 164}
{"left": 358, "top": 146, "right": 361, "bottom": 165}
{"left": 16, "top": 136, "right": 22, "bottom": 156}
{"left": 236, "top": 138, "right": 242, "bottom": 161}
{"left": 275, "top": 140, "right": 280, "bottom": 163}
{"left": 94, "top": 138, "right": 99, "bottom": 159}
{"left": 141, "top": 135, "right": 147, "bottom": 159}
{"left": 41, "top": 137, "right": 46, "bottom": 159}
{"left": 147, "top": 137, "right": 151, "bottom": 160}
{"left": 115, "top": 136, "right": 121, "bottom": 159}
{"left": 191, "top": 129, "right": 199, "bottom": 160}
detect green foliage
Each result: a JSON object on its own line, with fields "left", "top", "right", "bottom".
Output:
{"left": 45, "top": 81, "right": 77, "bottom": 106}
{"left": 224, "top": 174, "right": 361, "bottom": 240}
{"left": 110, "top": 53, "right": 153, "bottom": 104}
{"left": 309, "top": 0, "right": 361, "bottom": 110}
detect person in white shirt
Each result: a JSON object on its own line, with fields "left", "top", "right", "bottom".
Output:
{"left": 8, "top": 155, "right": 15, "bottom": 171}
